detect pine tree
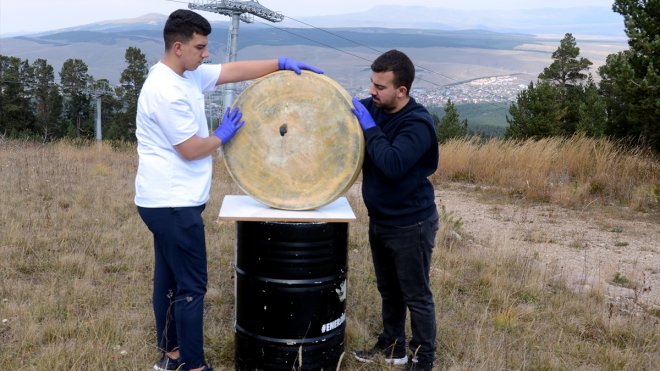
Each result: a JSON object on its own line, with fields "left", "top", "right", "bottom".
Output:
{"left": 505, "top": 81, "right": 565, "bottom": 139}
{"left": 31, "top": 58, "right": 62, "bottom": 141}
{"left": 538, "top": 33, "right": 593, "bottom": 136}
{"left": 577, "top": 76, "right": 607, "bottom": 137}
{"left": 538, "top": 33, "right": 593, "bottom": 88}
{"left": 436, "top": 99, "right": 468, "bottom": 143}
{"left": 599, "top": 0, "right": 659, "bottom": 152}
{"left": 111, "top": 47, "right": 148, "bottom": 141}
{"left": 0, "top": 55, "right": 35, "bottom": 137}
{"left": 60, "top": 58, "right": 92, "bottom": 138}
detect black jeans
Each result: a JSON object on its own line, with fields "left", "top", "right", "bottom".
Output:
{"left": 368, "top": 210, "right": 439, "bottom": 364}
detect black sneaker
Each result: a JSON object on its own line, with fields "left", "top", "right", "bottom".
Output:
{"left": 353, "top": 339, "right": 408, "bottom": 365}
{"left": 403, "top": 357, "right": 433, "bottom": 371}
{"left": 182, "top": 363, "right": 213, "bottom": 371}
{"left": 152, "top": 354, "right": 183, "bottom": 371}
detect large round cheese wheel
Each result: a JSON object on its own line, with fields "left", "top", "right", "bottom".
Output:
{"left": 222, "top": 70, "right": 364, "bottom": 210}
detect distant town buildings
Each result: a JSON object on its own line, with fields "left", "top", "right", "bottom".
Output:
{"left": 204, "top": 74, "right": 532, "bottom": 123}
{"left": 350, "top": 74, "right": 531, "bottom": 107}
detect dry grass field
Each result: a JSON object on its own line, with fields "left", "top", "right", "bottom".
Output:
{"left": 0, "top": 137, "right": 658, "bottom": 370}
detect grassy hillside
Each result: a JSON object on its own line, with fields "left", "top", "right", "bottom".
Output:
{"left": 0, "top": 137, "right": 657, "bottom": 369}
{"left": 435, "top": 135, "right": 659, "bottom": 210}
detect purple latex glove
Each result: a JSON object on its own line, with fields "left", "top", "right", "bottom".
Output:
{"left": 214, "top": 107, "right": 245, "bottom": 144}
{"left": 351, "top": 97, "right": 376, "bottom": 131}
{"left": 278, "top": 57, "right": 324, "bottom": 75}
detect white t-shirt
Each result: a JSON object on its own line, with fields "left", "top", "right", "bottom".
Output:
{"left": 134, "top": 62, "right": 222, "bottom": 207}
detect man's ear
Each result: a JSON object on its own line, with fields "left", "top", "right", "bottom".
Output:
{"left": 397, "top": 85, "right": 408, "bottom": 98}
{"left": 172, "top": 41, "right": 183, "bottom": 57}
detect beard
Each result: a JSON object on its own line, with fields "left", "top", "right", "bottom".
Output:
{"left": 372, "top": 96, "right": 397, "bottom": 112}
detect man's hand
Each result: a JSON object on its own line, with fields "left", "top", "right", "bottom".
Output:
{"left": 214, "top": 107, "right": 245, "bottom": 144}
{"left": 351, "top": 97, "right": 376, "bottom": 131}
{"left": 278, "top": 57, "right": 324, "bottom": 75}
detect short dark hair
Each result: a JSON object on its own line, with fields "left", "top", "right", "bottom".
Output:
{"left": 371, "top": 49, "right": 415, "bottom": 95}
{"left": 163, "top": 9, "right": 212, "bottom": 50}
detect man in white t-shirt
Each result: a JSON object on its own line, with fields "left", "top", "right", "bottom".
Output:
{"left": 135, "top": 9, "right": 323, "bottom": 371}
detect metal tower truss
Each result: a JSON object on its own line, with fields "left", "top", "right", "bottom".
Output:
{"left": 187, "top": 1, "right": 284, "bottom": 110}
{"left": 188, "top": 1, "right": 284, "bottom": 23}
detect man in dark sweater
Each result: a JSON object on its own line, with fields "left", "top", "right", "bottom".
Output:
{"left": 351, "top": 49, "right": 439, "bottom": 371}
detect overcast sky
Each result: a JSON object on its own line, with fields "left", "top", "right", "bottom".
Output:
{"left": 0, "top": 0, "right": 615, "bottom": 36}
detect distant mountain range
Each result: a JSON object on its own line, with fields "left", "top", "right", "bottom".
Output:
{"left": 0, "top": 6, "right": 628, "bottom": 88}
{"left": 4, "top": 5, "right": 626, "bottom": 37}
{"left": 283, "top": 5, "right": 625, "bottom": 36}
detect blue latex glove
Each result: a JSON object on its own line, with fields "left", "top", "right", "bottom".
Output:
{"left": 214, "top": 107, "right": 245, "bottom": 144}
{"left": 278, "top": 57, "right": 324, "bottom": 75}
{"left": 351, "top": 97, "right": 376, "bottom": 131}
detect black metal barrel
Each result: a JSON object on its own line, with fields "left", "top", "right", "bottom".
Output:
{"left": 234, "top": 221, "right": 348, "bottom": 371}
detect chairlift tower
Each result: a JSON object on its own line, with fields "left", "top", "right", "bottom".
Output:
{"left": 88, "top": 85, "right": 113, "bottom": 141}
{"left": 188, "top": 1, "right": 284, "bottom": 110}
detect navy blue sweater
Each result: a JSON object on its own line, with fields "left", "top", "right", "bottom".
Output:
{"left": 360, "top": 97, "right": 439, "bottom": 226}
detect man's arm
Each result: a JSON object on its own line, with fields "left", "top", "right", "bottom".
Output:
{"left": 175, "top": 107, "right": 244, "bottom": 160}
{"left": 175, "top": 135, "right": 221, "bottom": 160}
{"left": 217, "top": 60, "right": 278, "bottom": 85}
{"left": 364, "top": 122, "right": 433, "bottom": 179}
{"left": 217, "top": 58, "right": 324, "bottom": 85}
